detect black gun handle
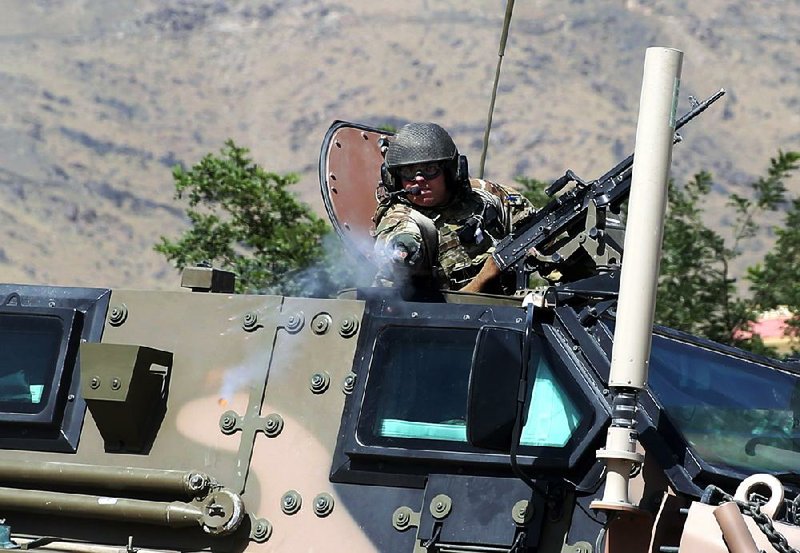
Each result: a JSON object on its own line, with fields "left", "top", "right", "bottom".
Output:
{"left": 546, "top": 169, "right": 591, "bottom": 197}
{"left": 545, "top": 173, "right": 571, "bottom": 197}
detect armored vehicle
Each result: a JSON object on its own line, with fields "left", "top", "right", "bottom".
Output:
{"left": 1, "top": 53, "right": 799, "bottom": 553}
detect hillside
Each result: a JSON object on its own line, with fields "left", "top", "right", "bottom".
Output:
{"left": 1, "top": 0, "right": 798, "bottom": 290}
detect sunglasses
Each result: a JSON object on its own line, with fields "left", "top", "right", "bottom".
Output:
{"left": 399, "top": 163, "right": 443, "bottom": 182}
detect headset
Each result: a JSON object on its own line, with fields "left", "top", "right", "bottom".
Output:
{"left": 379, "top": 153, "right": 470, "bottom": 194}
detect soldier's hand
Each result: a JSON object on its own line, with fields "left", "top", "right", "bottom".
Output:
{"left": 388, "top": 233, "right": 423, "bottom": 266}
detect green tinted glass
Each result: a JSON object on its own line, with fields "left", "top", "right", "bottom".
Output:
{"left": 649, "top": 334, "right": 800, "bottom": 473}
{"left": 366, "top": 326, "right": 583, "bottom": 447}
{"left": 0, "top": 313, "right": 62, "bottom": 413}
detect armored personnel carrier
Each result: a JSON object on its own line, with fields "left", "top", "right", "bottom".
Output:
{"left": 3, "top": 255, "right": 800, "bottom": 552}
{"left": 1, "top": 51, "right": 798, "bottom": 553}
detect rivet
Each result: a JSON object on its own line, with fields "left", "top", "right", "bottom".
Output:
{"left": 512, "top": 499, "right": 533, "bottom": 525}
{"left": 108, "top": 304, "right": 128, "bottom": 326}
{"left": 251, "top": 519, "right": 272, "bottom": 542}
{"left": 392, "top": 506, "right": 416, "bottom": 531}
{"left": 242, "top": 311, "right": 259, "bottom": 331}
{"left": 219, "top": 410, "right": 239, "bottom": 435}
{"left": 281, "top": 490, "right": 302, "bottom": 515}
{"left": 310, "top": 372, "right": 330, "bottom": 394}
{"left": 311, "top": 313, "right": 332, "bottom": 335}
{"left": 263, "top": 413, "right": 284, "bottom": 437}
{"left": 286, "top": 311, "right": 305, "bottom": 333}
{"left": 339, "top": 316, "right": 359, "bottom": 338}
{"left": 110, "top": 378, "right": 121, "bottom": 391}
{"left": 313, "top": 492, "right": 334, "bottom": 517}
{"left": 342, "top": 372, "right": 357, "bottom": 394}
{"left": 90, "top": 377, "right": 101, "bottom": 389}
{"left": 429, "top": 494, "right": 451, "bottom": 519}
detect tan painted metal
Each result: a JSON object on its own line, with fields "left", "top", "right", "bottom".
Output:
{"left": 241, "top": 295, "right": 376, "bottom": 552}
{"left": 713, "top": 502, "right": 759, "bottom": 553}
{"left": 593, "top": 46, "right": 683, "bottom": 512}
{"left": 609, "top": 46, "right": 683, "bottom": 391}
{"left": 680, "top": 502, "right": 800, "bottom": 553}
{"left": 0, "top": 288, "right": 377, "bottom": 550}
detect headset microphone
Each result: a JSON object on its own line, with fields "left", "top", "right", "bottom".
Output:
{"left": 386, "top": 185, "right": 421, "bottom": 200}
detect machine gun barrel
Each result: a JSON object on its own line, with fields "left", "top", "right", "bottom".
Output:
{"left": 492, "top": 88, "right": 725, "bottom": 285}
{"left": 546, "top": 88, "right": 725, "bottom": 199}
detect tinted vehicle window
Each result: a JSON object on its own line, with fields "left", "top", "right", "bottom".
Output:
{"left": 649, "top": 334, "right": 800, "bottom": 473}
{"left": 0, "top": 313, "right": 63, "bottom": 414}
{"left": 360, "top": 326, "right": 583, "bottom": 449}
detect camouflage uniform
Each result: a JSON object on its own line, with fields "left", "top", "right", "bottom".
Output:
{"left": 373, "top": 178, "right": 534, "bottom": 290}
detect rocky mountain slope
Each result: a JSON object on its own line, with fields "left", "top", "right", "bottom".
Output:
{"left": 2, "top": 0, "right": 798, "bottom": 290}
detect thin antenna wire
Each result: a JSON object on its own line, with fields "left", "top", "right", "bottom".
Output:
{"left": 479, "top": 0, "right": 516, "bottom": 179}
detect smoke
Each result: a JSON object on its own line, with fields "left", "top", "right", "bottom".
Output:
{"left": 271, "top": 230, "right": 379, "bottom": 298}
{"left": 218, "top": 359, "right": 263, "bottom": 405}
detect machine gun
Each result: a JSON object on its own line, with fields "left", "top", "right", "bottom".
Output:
{"left": 493, "top": 89, "right": 726, "bottom": 293}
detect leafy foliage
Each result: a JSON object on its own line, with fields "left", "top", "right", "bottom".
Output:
{"left": 156, "top": 140, "right": 346, "bottom": 296}
{"left": 747, "top": 152, "right": 800, "bottom": 345}
{"left": 515, "top": 176, "right": 551, "bottom": 207}
{"left": 656, "top": 172, "right": 758, "bottom": 348}
{"left": 749, "top": 199, "right": 800, "bottom": 312}
{"left": 656, "top": 151, "right": 799, "bottom": 354}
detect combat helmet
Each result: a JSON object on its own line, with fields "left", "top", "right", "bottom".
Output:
{"left": 382, "top": 122, "right": 469, "bottom": 193}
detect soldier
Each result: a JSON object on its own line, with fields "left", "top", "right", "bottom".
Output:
{"left": 372, "top": 122, "right": 533, "bottom": 294}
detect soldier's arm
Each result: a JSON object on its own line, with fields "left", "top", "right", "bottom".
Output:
{"left": 372, "top": 208, "right": 427, "bottom": 283}
{"left": 459, "top": 256, "right": 501, "bottom": 293}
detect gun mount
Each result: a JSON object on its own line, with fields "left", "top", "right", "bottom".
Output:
{"left": 493, "top": 89, "right": 726, "bottom": 293}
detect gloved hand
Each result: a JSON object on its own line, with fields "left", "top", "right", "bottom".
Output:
{"left": 387, "top": 233, "right": 423, "bottom": 267}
